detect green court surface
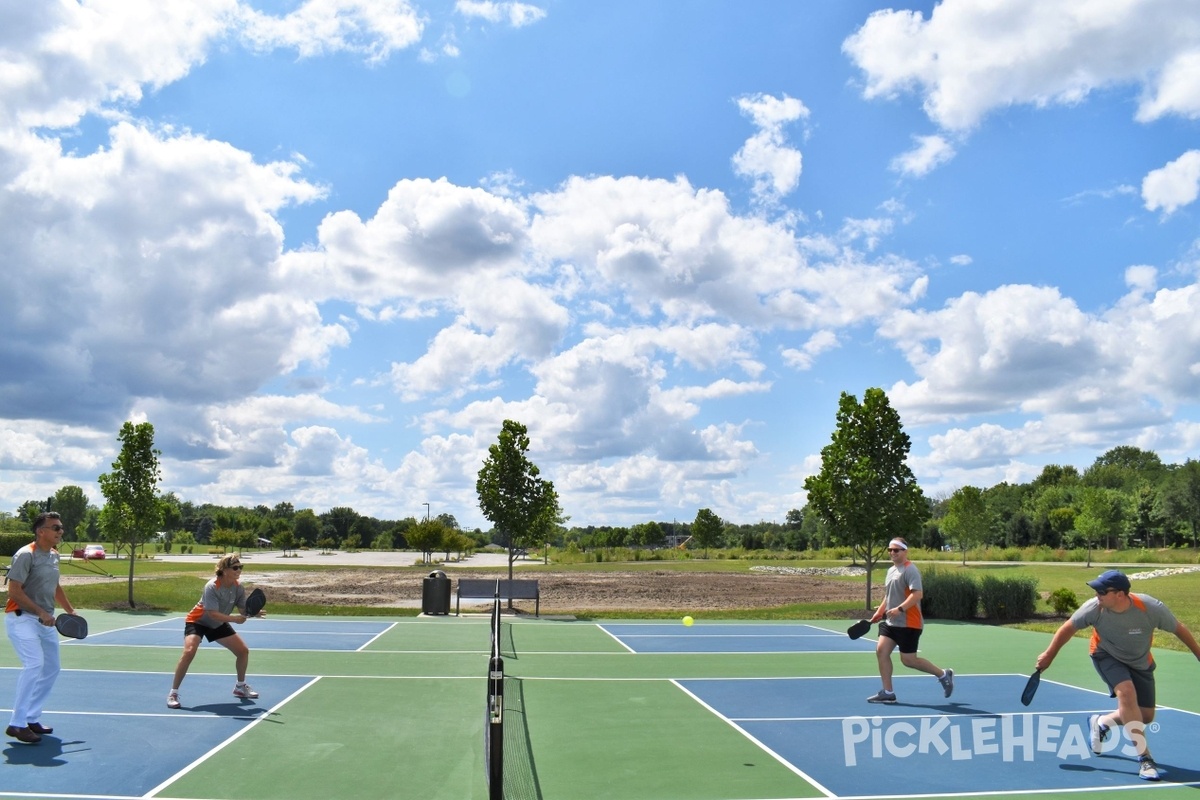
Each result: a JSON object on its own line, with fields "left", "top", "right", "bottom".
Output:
{"left": 2, "top": 611, "right": 1198, "bottom": 800}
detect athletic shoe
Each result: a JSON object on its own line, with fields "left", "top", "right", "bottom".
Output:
{"left": 167, "top": 692, "right": 181, "bottom": 709}
{"left": 26, "top": 722, "right": 53, "bottom": 735}
{"left": 1089, "top": 714, "right": 1110, "bottom": 754}
{"left": 938, "top": 668, "right": 955, "bottom": 698}
{"left": 233, "top": 683, "right": 259, "bottom": 699}
{"left": 1139, "top": 755, "right": 1161, "bottom": 781}
{"left": 5, "top": 725, "right": 41, "bottom": 744}
{"left": 866, "top": 689, "right": 897, "bottom": 704}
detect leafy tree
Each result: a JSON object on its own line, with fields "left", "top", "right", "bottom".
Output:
{"left": 407, "top": 519, "right": 447, "bottom": 564}
{"left": 274, "top": 528, "right": 296, "bottom": 555}
{"left": 323, "top": 506, "right": 360, "bottom": 544}
{"left": 1157, "top": 460, "right": 1200, "bottom": 548}
{"left": 476, "top": 419, "right": 559, "bottom": 588}
{"left": 1128, "top": 484, "right": 1164, "bottom": 548}
{"left": 53, "top": 486, "right": 89, "bottom": 539}
{"left": 691, "top": 508, "right": 724, "bottom": 556}
{"left": 1075, "top": 486, "right": 1126, "bottom": 560}
{"left": 941, "top": 486, "right": 990, "bottom": 565}
{"left": 293, "top": 509, "right": 321, "bottom": 546}
{"left": 1084, "top": 446, "right": 1166, "bottom": 492}
{"left": 97, "top": 421, "right": 163, "bottom": 608}
{"left": 210, "top": 528, "right": 241, "bottom": 552}
{"left": 803, "top": 388, "right": 928, "bottom": 610}
{"left": 159, "top": 492, "right": 184, "bottom": 535}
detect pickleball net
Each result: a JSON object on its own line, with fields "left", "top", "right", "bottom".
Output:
{"left": 484, "top": 589, "right": 540, "bottom": 800}
{"left": 486, "top": 592, "right": 505, "bottom": 799}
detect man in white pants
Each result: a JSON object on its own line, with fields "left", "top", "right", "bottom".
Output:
{"left": 4, "top": 511, "right": 77, "bottom": 744}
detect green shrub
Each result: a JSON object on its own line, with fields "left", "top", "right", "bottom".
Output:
{"left": 0, "top": 532, "right": 31, "bottom": 557}
{"left": 1049, "top": 587, "right": 1078, "bottom": 616}
{"left": 979, "top": 574, "right": 1038, "bottom": 620}
{"left": 921, "top": 568, "right": 979, "bottom": 620}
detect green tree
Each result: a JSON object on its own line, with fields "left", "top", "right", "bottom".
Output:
{"left": 1158, "top": 460, "right": 1200, "bottom": 548}
{"left": 941, "top": 486, "right": 991, "bottom": 565}
{"left": 476, "top": 419, "right": 559, "bottom": 588}
{"left": 323, "top": 506, "right": 360, "bottom": 545}
{"left": 691, "top": 508, "right": 723, "bottom": 556}
{"left": 97, "top": 421, "right": 163, "bottom": 608}
{"left": 53, "top": 486, "right": 89, "bottom": 539}
{"left": 293, "top": 509, "right": 321, "bottom": 546}
{"left": 803, "top": 388, "right": 928, "bottom": 610}
{"left": 407, "top": 519, "right": 447, "bottom": 564}
{"left": 1074, "top": 487, "right": 1126, "bottom": 564}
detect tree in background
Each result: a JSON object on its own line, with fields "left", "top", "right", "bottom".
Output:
{"left": 940, "top": 486, "right": 991, "bottom": 565}
{"left": 804, "top": 388, "right": 928, "bottom": 610}
{"left": 294, "top": 509, "right": 321, "bottom": 547}
{"left": 477, "top": 419, "right": 559, "bottom": 588}
{"left": 52, "top": 486, "right": 89, "bottom": 540}
{"left": 1159, "top": 459, "right": 1200, "bottom": 548}
{"left": 1074, "top": 486, "right": 1126, "bottom": 564}
{"left": 97, "top": 421, "right": 162, "bottom": 608}
{"left": 407, "top": 518, "right": 447, "bottom": 565}
{"left": 690, "top": 508, "right": 724, "bottom": 556}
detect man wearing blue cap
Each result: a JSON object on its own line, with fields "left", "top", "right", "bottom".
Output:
{"left": 1035, "top": 569, "right": 1200, "bottom": 781}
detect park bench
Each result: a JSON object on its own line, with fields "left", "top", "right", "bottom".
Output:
{"left": 456, "top": 577, "right": 540, "bottom": 617}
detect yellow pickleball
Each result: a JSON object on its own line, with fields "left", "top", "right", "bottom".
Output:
{"left": 682, "top": 615, "right": 694, "bottom": 627}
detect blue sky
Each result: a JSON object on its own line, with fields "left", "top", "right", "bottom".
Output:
{"left": 3, "top": 0, "right": 1200, "bottom": 530}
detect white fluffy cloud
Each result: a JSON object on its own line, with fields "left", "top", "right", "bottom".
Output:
{"left": 732, "top": 93, "right": 809, "bottom": 203}
{"left": 1142, "top": 150, "right": 1200, "bottom": 213}
{"left": 844, "top": 0, "right": 1200, "bottom": 131}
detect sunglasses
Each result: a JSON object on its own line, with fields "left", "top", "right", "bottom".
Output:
{"left": 229, "top": 564, "right": 243, "bottom": 571}
{"left": 43, "top": 524, "right": 64, "bottom": 532}
{"left": 887, "top": 548, "right": 903, "bottom": 553}
{"left": 1095, "top": 588, "right": 1114, "bottom": 596}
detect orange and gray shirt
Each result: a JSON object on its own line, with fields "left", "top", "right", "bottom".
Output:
{"left": 185, "top": 577, "right": 247, "bottom": 628}
{"left": 4, "top": 543, "right": 60, "bottom": 616}
{"left": 882, "top": 560, "right": 924, "bottom": 629}
{"left": 1070, "top": 592, "right": 1177, "bottom": 671}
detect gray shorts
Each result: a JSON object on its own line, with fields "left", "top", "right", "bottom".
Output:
{"left": 1091, "top": 649, "right": 1156, "bottom": 708}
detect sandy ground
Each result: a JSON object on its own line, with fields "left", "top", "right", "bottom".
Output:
{"left": 179, "top": 550, "right": 874, "bottom": 613}
{"left": 57, "top": 550, "right": 878, "bottom": 614}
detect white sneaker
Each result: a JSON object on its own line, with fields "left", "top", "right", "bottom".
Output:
{"left": 167, "top": 692, "right": 181, "bottom": 709}
{"left": 938, "top": 668, "right": 954, "bottom": 698}
{"left": 1089, "top": 714, "right": 1110, "bottom": 754}
{"left": 866, "top": 689, "right": 897, "bottom": 703}
{"left": 233, "top": 682, "right": 259, "bottom": 699}
{"left": 1139, "top": 755, "right": 1161, "bottom": 781}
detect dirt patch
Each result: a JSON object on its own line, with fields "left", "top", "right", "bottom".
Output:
{"left": 245, "top": 567, "right": 880, "bottom": 614}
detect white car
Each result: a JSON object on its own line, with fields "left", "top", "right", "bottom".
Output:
{"left": 83, "top": 544, "right": 106, "bottom": 560}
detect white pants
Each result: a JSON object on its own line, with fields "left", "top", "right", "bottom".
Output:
{"left": 5, "top": 611, "right": 61, "bottom": 728}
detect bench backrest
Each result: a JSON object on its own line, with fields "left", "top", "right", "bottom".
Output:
{"left": 456, "top": 578, "right": 539, "bottom": 599}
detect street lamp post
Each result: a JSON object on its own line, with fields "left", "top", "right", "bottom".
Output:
{"left": 423, "top": 502, "right": 430, "bottom": 521}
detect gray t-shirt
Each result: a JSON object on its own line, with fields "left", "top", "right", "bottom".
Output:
{"left": 186, "top": 578, "right": 246, "bottom": 628}
{"left": 6, "top": 544, "right": 61, "bottom": 615}
{"left": 1069, "top": 593, "right": 1177, "bottom": 670}
{"left": 882, "top": 560, "right": 925, "bottom": 629}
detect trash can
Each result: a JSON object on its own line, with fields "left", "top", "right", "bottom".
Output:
{"left": 422, "top": 570, "right": 450, "bottom": 615}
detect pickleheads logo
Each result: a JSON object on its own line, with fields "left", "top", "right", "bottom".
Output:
{"left": 842, "top": 715, "right": 1156, "bottom": 766}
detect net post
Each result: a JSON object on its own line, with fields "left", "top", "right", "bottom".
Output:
{"left": 486, "top": 590, "right": 504, "bottom": 799}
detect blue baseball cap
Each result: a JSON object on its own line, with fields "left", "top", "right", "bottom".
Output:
{"left": 1087, "top": 569, "right": 1131, "bottom": 593}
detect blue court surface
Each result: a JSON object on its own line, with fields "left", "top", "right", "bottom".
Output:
{"left": 68, "top": 617, "right": 395, "bottom": 651}
{"left": 600, "top": 622, "right": 877, "bottom": 653}
{"left": 598, "top": 622, "right": 1200, "bottom": 794}
{"left": 0, "top": 668, "right": 314, "bottom": 796}
{"left": 677, "top": 673, "right": 1200, "bottom": 795}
